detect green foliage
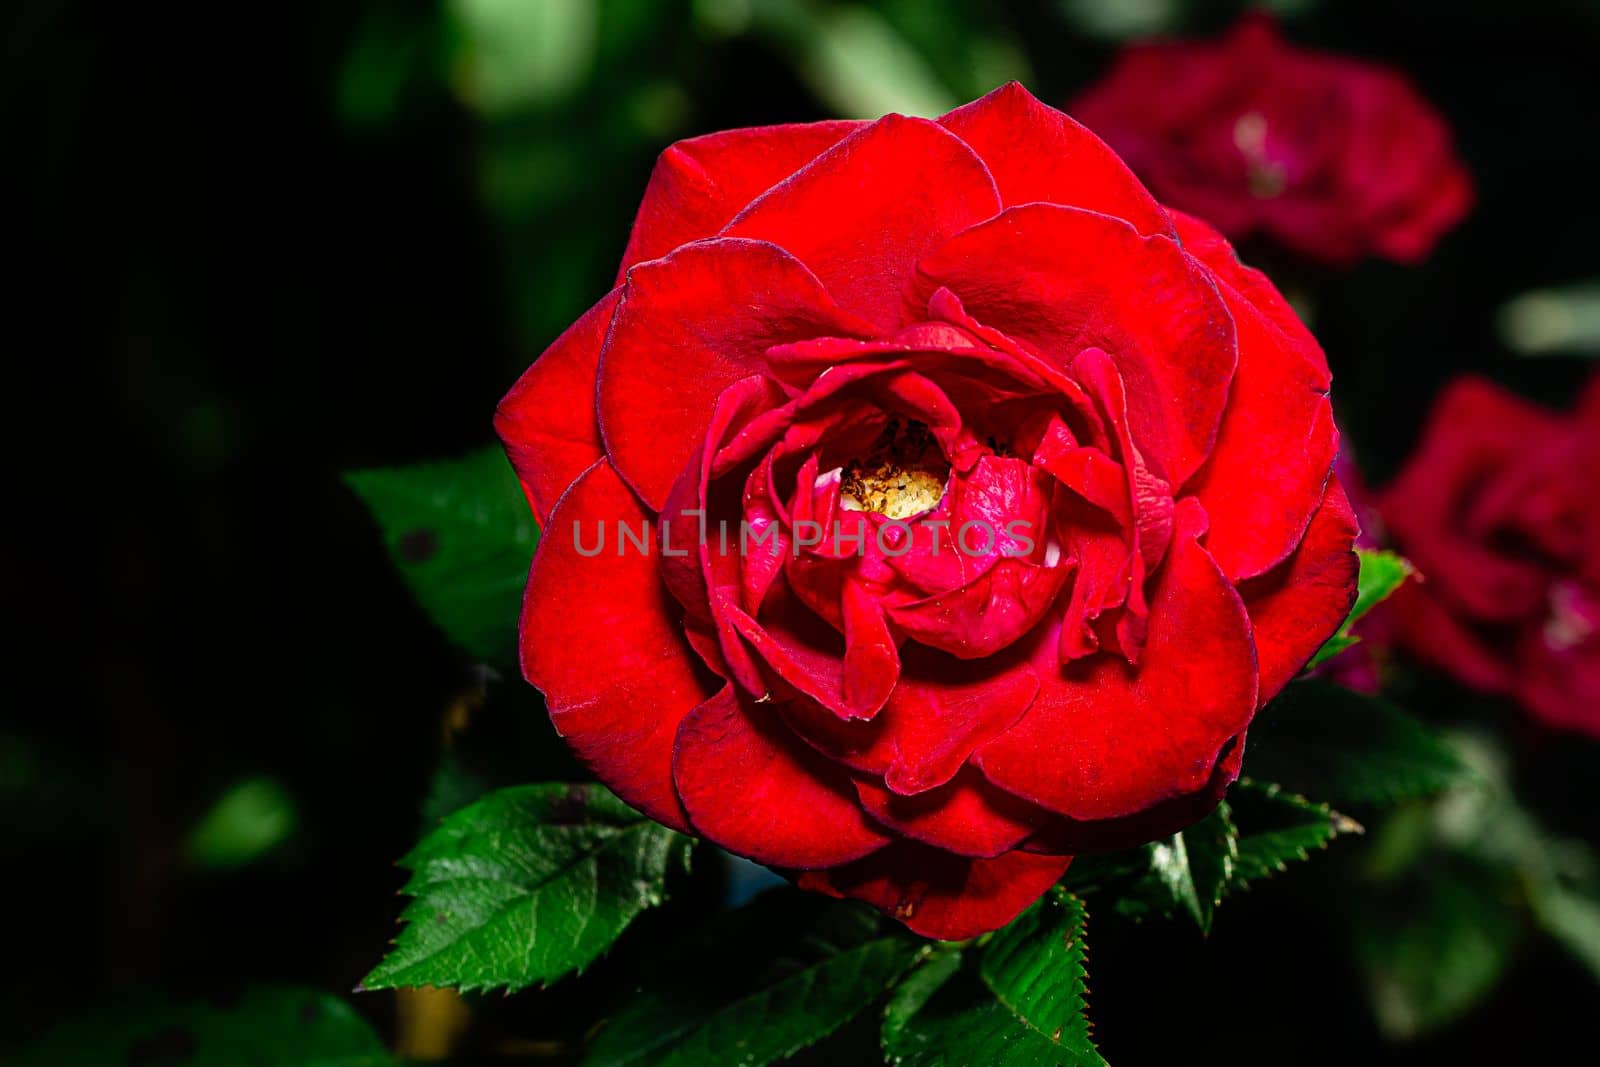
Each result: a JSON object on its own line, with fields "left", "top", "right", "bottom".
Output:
{"left": 345, "top": 446, "right": 535, "bottom": 664}
{"left": 584, "top": 895, "right": 919, "bottom": 1067}
{"left": 881, "top": 944, "right": 965, "bottom": 1052}
{"left": 363, "top": 784, "right": 692, "bottom": 994}
{"left": 1067, "top": 781, "right": 1360, "bottom": 927}
{"left": 11, "top": 987, "right": 394, "bottom": 1067}
{"left": 1350, "top": 855, "right": 1524, "bottom": 1040}
{"left": 883, "top": 890, "right": 1106, "bottom": 1066}
{"left": 1530, "top": 880, "right": 1600, "bottom": 982}
{"left": 1230, "top": 780, "right": 1362, "bottom": 890}
{"left": 1308, "top": 548, "right": 1415, "bottom": 669}
{"left": 1247, "top": 680, "right": 1472, "bottom": 807}
{"left": 184, "top": 775, "right": 297, "bottom": 870}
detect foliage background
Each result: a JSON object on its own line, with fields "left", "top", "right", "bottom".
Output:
{"left": 9, "top": 0, "right": 1599, "bottom": 1061}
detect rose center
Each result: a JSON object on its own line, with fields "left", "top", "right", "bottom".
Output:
{"left": 839, "top": 419, "right": 950, "bottom": 520}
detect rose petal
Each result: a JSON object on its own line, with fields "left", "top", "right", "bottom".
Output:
{"left": 521, "top": 460, "right": 714, "bottom": 832}
{"left": 939, "top": 81, "right": 1173, "bottom": 236}
{"left": 1240, "top": 478, "right": 1361, "bottom": 703}
{"left": 1386, "top": 580, "right": 1515, "bottom": 695}
{"left": 723, "top": 114, "right": 1001, "bottom": 331}
{"left": 913, "top": 204, "right": 1235, "bottom": 488}
{"left": 1379, "top": 377, "right": 1562, "bottom": 624}
{"left": 795, "top": 844, "right": 1072, "bottom": 940}
{"left": 855, "top": 769, "right": 1041, "bottom": 858}
{"left": 1023, "top": 735, "right": 1244, "bottom": 854}
{"left": 975, "top": 497, "right": 1259, "bottom": 820}
{"left": 599, "top": 238, "right": 874, "bottom": 509}
{"left": 1173, "top": 211, "right": 1339, "bottom": 580}
{"left": 618, "top": 120, "right": 866, "bottom": 279}
{"left": 495, "top": 289, "right": 619, "bottom": 522}
{"left": 673, "top": 686, "right": 892, "bottom": 869}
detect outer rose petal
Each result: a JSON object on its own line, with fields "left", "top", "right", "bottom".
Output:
{"left": 975, "top": 498, "right": 1259, "bottom": 820}
{"left": 521, "top": 460, "right": 714, "bottom": 832}
{"left": 495, "top": 289, "right": 619, "bottom": 522}
{"left": 1385, "top": 580, "right": 1515, "bottom": 695}
{"left": 855, "top": 770, "right": 1040, "bottom": 858}
{"left": 1240, "top": 478, "right": 1361, "bottom": 703}
{"left": 1173, "top": 211, "right": 1339, "bottom": 580}
{"left": 912, "top": 204, "right": 1235, "bottom": 488}
{"left": 1378, "top": 377, "right": 1560, "bottom": 623}
{"left": 1023, "top": 735, "right": 1243, "bottom": 854}
{"left": 598, "top": 238, "right": 874, "bottom": 510}
{"left": 673, "top": 686, "right": 892, "bottom": 869}
{"left": 723, "top": 114, "right": 1002, "bottom": 330}
{"left": 939, "top": 81, "right": 1173, "bottom": 236}
{"left": 617, "top": 120, "right": 866, "bottom": 279}
{"left": 797, "top": 844, "right": 1072, "bottom": 940}
{"left": 772, "top": 643, "right": 1040, "bottom": 795}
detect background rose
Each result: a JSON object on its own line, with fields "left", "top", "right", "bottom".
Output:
{"left": 497, "top": 84, "right": 1357, "bottom": 938}
{"left": 1380, "top": 376, "right": 1600, "bottom": 735}
{"left": 1071, "top": 16, "right": 1473, "bottom": 267}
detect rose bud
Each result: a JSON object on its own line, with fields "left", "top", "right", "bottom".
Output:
{"left": 1381, "top": 376, "right": 1600, "bottom": 736}
{"left": 1071, "top": 16, "right": 1473, "bottom": 267}
{"left": 497, "top": 84, "right": 1358, "bottom": 939}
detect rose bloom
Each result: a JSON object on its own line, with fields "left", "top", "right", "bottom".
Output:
{"left": 1071, "top": 16, "right": 1473, "bottom": 267}
{"left": 1380, "top": 377, "right": 1600, "bottom": 736}
{"left": 497, "top": 84, "right": 1358, "bottom": 938}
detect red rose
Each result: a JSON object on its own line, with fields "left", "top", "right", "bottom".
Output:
{"left": 1071, "top": 16, "right": 1473, "bottom": 266}
{"left": 496, "top": 84, "right": 1358, "bottom": 938}
{"left": 1380, "top": 376, "right": 1600, "bottom": 735}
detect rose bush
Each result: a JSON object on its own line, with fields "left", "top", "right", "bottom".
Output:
{"left": 496, "top": 84, "right": 1358, "bottom": 938}
{"left": 1071, "top": 16, "right": 1473, "bottom": 266}
{"left": 1381, "top": 376, "right": 1599, "bottom": 736}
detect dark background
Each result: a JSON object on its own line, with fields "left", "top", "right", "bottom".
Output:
{"left": 9, "top": 0, "right": 1599, "bottom": 1062}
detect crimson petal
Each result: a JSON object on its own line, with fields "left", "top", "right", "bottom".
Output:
{"left": 1241, "top": 478, "right": 1361, "bottom": 704}
{"left": 673, "top": 686, "right": 892, "bottom": 869}
{"left": 796, "top": 844, "right": 1072, "bottom": 940}
{"left": 598, "top": 238, "right": 874, "bottom": 510}
{"left": 975, "top": 497, "right": 1258, "bottom": 820}
{"left": 913, "top": 204, "right": 1235, "bottom": 488}
{"left": 618, "top": 120, "right": 866, "bottom": 279}
{"left": 723, "top": 114, "right": 1001, "bottom": 331}
{"left": 939, "top": 81, "right": 1173, "bottom": 236}
{"left": 1174, "top": 211, "right": 1339, "bottom": 581}
{"left": 495, "top": 289, "right": 619, "bottom": 522}
{"left": 521, "top": 460, "right": 714, "bottom": 832}
{"left": 855, "top": 769, "right": 1041, "bottom": 858}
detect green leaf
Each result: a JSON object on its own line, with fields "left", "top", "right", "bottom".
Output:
{"left": 184, "top": 775, "right": 297, "bottom": 870}
{"left": 1075, "top": 807, "right": 1239, "bottom": 932}
{"left": 1350, "top": 856, "right": 1523, "bottom": 1039}
{"left": 882, "top": 945, "right": 965, "bottom": 1050}
{"left": 1530, "top": 879, "right": 1600, "bottom": 983}
{"left": 363, "top": 783, "right": 692, "bottom": 994}
{"left": 1229, "top": 779, "right": 1362, "bottom": 890}
{"left": 1115, "top": 803, "right": 1239, "bottom": 933}
{"left": 883, "top": 890, "right": 1107, "bottom": 1066}
{"left": 1308, "top": 548, "right": 1415, "bottom": 668}
{"left": 12, "top": 987, "right": 394, "bottom": 1067}
{"left": 1069, "top": 783, "right": 1361, "bottom": 924}
{"left": 345, "top": 446, "right": 535, "bottom": 663}
{"left": 1247, "top": 680, "right": 1472, "bottom": 807}
{"left": 584, "top": 895, "right": 919, "bottom": 1067}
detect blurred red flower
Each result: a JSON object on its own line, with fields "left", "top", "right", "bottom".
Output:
{"left": 1071, "top": 16, "right": 1473, "bottom": 266}
{"left": 1381, "top": 377, "right": 1600, "bottom": 734}
{"left": 497, "top": 84, "right": 1356, "bottom": 938}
